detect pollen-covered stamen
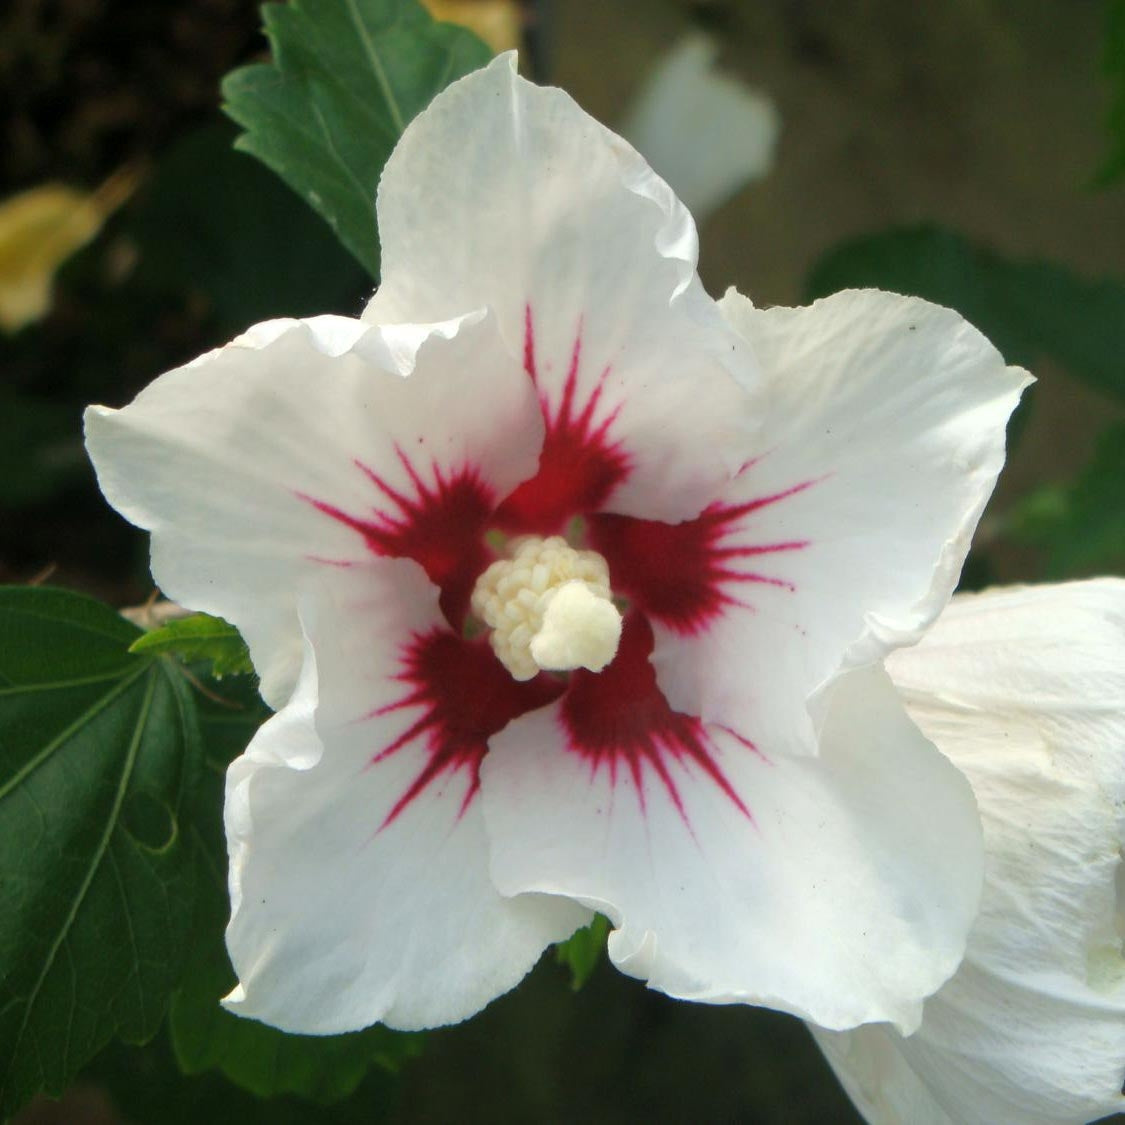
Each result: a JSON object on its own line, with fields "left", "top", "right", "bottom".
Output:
{"left": 470, "top": 535, "right": 623, "bottom": 680}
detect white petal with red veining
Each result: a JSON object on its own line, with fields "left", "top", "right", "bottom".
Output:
{"left": 480, "top": 623, "right": 982, "bottom": 1033}
{"left": 225, "top": 558, "right": 589, "bottom": 1033}
{"left": 365, "top": 52, "right": 756, "bottom": 528}
{"left": 84, "top": 310, "right": 542, "bottom": 707}
{"left": 628, "top": 288, "right": 1029, "bottom": 752}
{"left": 813, "top": 580, "right": 1125, "bottom": 1125}
{"left": 82, "top": 46, "right": 1035, "bottom": 1044}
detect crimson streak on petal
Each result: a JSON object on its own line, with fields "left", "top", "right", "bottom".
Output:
{"left": 589, "top": 480, "right": 815, "bottom": 635}
{"left": 304, "top": 449, "right": 495, "bottom": 628}
{"left": 561, "top": 614, "right": 753, "bottom": 823}
{"left": 371, "top": 629, "right": 565, "bottom": 829}
{"left": 494, "top": 305, "right": 631, "bottom": 534}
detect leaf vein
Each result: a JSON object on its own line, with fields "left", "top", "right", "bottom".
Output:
{"left": 1, "top": 669, "right": 157, "bottom": 1093}
{"left": 342, "top": 0, "right": 405, "bottom": 133}
{"left": 0, "top": 664, "right": 150, "bottom": 803}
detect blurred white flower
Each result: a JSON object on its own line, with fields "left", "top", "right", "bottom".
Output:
{"left": 621, "top": 33, "right": 780, "bottom": 222}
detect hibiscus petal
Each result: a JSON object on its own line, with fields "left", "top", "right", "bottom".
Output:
{"left": 84, "top": 310, "right": 542, "bottom": 707}
{"left": 365, "top": 52, "right": 755, "bottom": 527}
{"left": 814, "top": 580, "right": 1125, "bottom": 1125}
{"left": 481, "top": 646, "right": 983, "bottom": 1032}
{"left": 637, "top": 287, "right": 1030, "bottom": 751}
{"left": 224, "top": 558, "right": 589, "bottom": 1033}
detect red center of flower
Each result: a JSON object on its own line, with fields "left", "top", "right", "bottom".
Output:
{"left": 588, "top": 484, "right": 814, "bottom": 635}
{"left": 370, "top": 629, "right": 565, "bottom": 829}
{"left": 303, "top": 450, "right": 494, "bottom": 628}
{"left": 493, "top": 309, "right": 631, "bottom": 534}
{"left": 561, "top": 613, "right": 752, "bottom": 820}
{"left": 305, "top": 302, "right": 813, "bottom": 826}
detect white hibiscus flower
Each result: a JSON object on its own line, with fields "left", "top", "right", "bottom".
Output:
{"left": 814, "top": 580, "right": 1125, "bottom": 1125}
{"left": 84, "top": 54, "right": 1028, "bottom": 1035}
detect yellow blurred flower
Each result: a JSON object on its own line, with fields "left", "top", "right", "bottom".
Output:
{"left": 424, "top": 0, "right": 521, "bottom": 53}
{"left": 0, "top": 169, "right": 137, "bottom": 334}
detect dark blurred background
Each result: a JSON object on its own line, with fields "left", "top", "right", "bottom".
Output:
{"left": 3, "top": 0, "right": 1123, "bottom": 1121}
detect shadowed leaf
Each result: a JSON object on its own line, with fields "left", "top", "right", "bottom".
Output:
{"left": 0, "top": 587, "right": 201, "bottom": 1117}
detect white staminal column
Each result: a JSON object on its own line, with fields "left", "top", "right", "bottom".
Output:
{"left": 471, "top": 536, "right": 623, "bottom": 680}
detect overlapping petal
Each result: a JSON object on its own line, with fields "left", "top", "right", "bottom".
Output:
{"left": 365, "top": 53, "right": 756, "bottom": 527}
{"left": 630, "top": 288, "right": 1030, "bottom": 752}
{"left": 481, "top": 659, "right": 982, "bottom": 1032}
{"left": 84, "top": 310, "right": 542, "bottom": 706}
{"left": 813, "top": 580, "right": 1125, "bottom": 1124}
{"left": 225, "top": 558, "right": 589, "bottom": 1033}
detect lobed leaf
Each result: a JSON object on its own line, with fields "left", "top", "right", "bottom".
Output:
{"left": 0, "top": 587, "right": 201, "bottom": 1117}
{"left": 221, "top": 0, "right": 492, "bottom": 280}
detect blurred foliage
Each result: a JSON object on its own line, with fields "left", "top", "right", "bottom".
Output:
{"left": 0, "top": 386, "right": 82, "bottom": 507}
{"left": 86, "top": 1032, "right": 408, "bottom": 1125}
{"left": 1007, "top": 421, "right": 1125, "bottom": 577}
{"left": 1099, "top": 0, "right": 1125, "bottom": 184}
{"left": 808, "top": 224, "right": 1125, "bottom": 580}
{"left": 555, "top": 914, "right": 610, "bottom": 990}
{"left": 807, "top": 225, "right": 1125, "bottom": 405}
{"left": 387, "top": 954, "right": 861, "bottom": 1124}
{"left": 222, "top": 0, "right": 492, "bottom": 279}
{"left": 128, "top": 125, "right": 370, "bottom": 335}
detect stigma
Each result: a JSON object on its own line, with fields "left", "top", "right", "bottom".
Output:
{"left": 470, "top": 535, "right": 623, "bottom": 680}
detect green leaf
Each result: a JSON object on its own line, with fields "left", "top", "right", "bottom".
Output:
{"left": 86, "top": 1033, "right": 407, "bottom": 1125}
{"left": 806, "top": 225, "right": 1125, "bottom": 405}
{"left": 0, "top": 587, "right": 201, "bottom": 1117}
{"left": 555, "top": 914, "right": 610, "bottom": 991}
{"left": 169, "top": 679, "right": 422, "bottom": 1103}
{"left": 195, "top": 674, "right": 273, "bottom": 773}
{"left": 172, "top": 966, "right": 423, "bottom": 1104}
{"left": 221, "top": 0, "right": 492, "bottom": 280}
{"left": 1099, "top": 0, "right": 1125, "bottom": 185}
{"left": 1006, "top": 422, "right": 1125, "bottom": 577}
{"left": 130, "top": 613, "right": 253, "bottom": 678}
